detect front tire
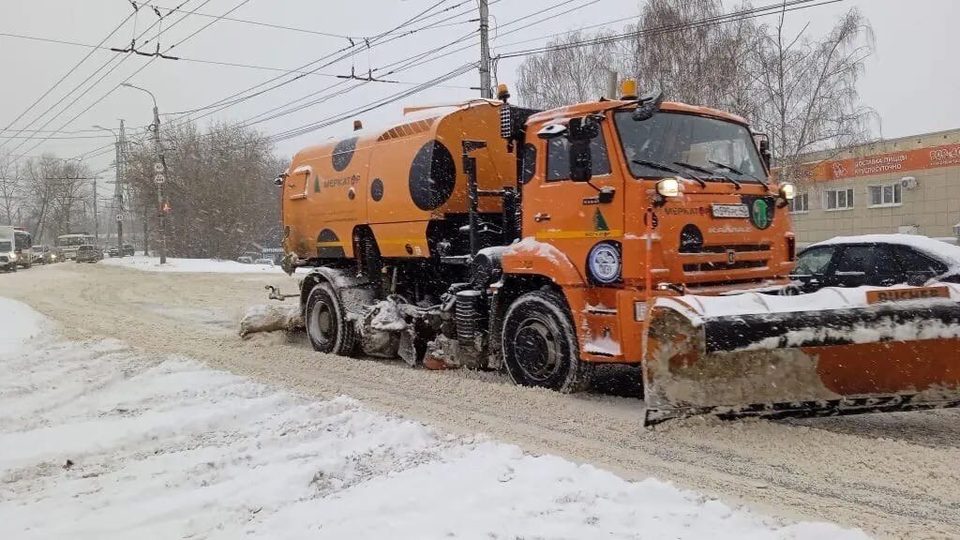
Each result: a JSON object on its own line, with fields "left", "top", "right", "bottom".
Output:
{"left": 305, "top": 282, "right": 357, "bottom": 356}
{"left": 502, "top": 290, "right": 593, "bottom": 393}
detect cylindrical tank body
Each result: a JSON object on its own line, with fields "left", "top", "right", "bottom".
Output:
{"left": 282, "top": 101, "right": 516, "bottom": 261}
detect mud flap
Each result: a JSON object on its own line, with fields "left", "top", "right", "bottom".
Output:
{"left": 642, "top": 290, "right": 960, "bottom": 425}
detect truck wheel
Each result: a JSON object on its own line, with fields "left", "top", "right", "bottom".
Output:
{"left": 502, "top": 290, "right": 593, "bottom": 393}
{"left": 305, "top": 282, "right": 357, "bottom": 356}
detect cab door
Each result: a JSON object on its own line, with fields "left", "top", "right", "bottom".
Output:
{"left": 522, "top": 121, "right": 625, "bottom": 282}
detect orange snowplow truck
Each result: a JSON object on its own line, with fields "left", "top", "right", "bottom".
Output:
{"left": 278, "top": 82, "right": 960, "bottom": 424}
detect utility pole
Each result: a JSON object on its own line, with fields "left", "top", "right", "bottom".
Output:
{"left": 92, "top": 176, "right": 99, "bottom": 242}
{"left": 478, "top": 0, "right": 493, "bottom": 99}
{"left": 122, "top": 82, "right": 166, "bottom": 264}
{"left": 116, "top": 120, "right": 125, "bottom": 257}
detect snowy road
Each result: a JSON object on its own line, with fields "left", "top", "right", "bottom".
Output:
{"left": 2, "top": 262, "right": 960, "bottom": 538}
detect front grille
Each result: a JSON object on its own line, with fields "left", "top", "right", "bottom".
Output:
{"left": 684, "top": 260, "right": 767, "bottom": 272}
{"left": 698, "top": 244, "right": 770, "bottom": 254}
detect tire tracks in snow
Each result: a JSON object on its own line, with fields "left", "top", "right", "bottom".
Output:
{"left": 3, "top": 263, "right": 960, "bottom": 538}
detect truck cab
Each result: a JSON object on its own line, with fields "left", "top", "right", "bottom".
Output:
{"left": 500, "top": 94, "right": 796, "bottom": 365}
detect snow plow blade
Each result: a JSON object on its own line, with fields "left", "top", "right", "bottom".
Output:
{"left": 642, "top": 284, "right": 960, "bottom": 425}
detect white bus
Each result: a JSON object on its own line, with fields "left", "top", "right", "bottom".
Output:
{"left": 57, "top": 233, "right": 97, "bottom": 260}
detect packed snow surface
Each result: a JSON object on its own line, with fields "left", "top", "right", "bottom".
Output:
{"left": 101, "top": 255, "right": 287, "bottom": 273}
{"left": 0, "top": 298, "right": 868, "bottom": 539}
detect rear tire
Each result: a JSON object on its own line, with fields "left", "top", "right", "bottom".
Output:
{"left": 502, "top": 290, "right": 593, "bottom": 393}
{"left": 305, "top": 281, "right": 357, "bottom": 356}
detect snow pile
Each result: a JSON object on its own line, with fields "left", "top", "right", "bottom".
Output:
{"left": 0, "top": 298, "right": 868, "bottom": 540}
{"left": 0, "top": 297, "right": 49, "bottom": 355}
{"left": 102, "top": 255, "right": 289, "bottom": 274}
{"left": 661, "top": 283, "right": 960, "bottom": 320}
{"left": 238, "top": 303, "right": 303, "bottom": 337}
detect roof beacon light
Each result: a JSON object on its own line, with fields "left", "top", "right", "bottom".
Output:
{"left": 497, "top": 83, "right": 510, "bottom": 102}
{"left": 620, "top": 79, "right": 638, "bottom": 101}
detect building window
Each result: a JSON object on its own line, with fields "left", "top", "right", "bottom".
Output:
{"left": 788, "top": 192, "right": 809, "bottom": 213}
{"left": 868, "top": 183, "right": 902, "bottom": 207}
{"left": 824, "top": 188, "right": 854, "bottom": 211}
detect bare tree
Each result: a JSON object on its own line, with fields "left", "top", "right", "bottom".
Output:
{"left": 125, "top": 120, "right": 281, "bottom": 259}
{"left": 0, "top": 152, "right": 24, "bottom": 224}
{"left": 752, "top": 6, "right": 876, "bottom": 183}
{"left": 618, "top": 0, "right": 759, "bottom": 116}
{"left": 516, "top": 31, "right": 616, "bottom": 109}
{"left": 513, "top": 1, "right": 876, "bottom": 185}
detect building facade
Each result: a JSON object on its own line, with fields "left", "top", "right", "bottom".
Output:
{"left": 786, "top": 128, "right": 960, "bottom": 245}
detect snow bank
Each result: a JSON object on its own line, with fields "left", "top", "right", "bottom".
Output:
{"left": 102, "top": 255, "right": 288, "bottom": 274}
{"left": 0, "top": 298, "right": 867, "bottom": 540}
{"left": 238, "top": 304, "right": 303, "bottom": 337}
{"left": 0, "top": 297, "right": 49, "bottom": 355}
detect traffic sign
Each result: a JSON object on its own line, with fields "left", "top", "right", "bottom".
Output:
{"left": 116, "top": 213, "right": 123, "bottom": 221}
{"left": 153, "top": 162, "right": 164, "bottom": 173}
{"left": 154, "top": 173, "right": 165, "bottom": 184}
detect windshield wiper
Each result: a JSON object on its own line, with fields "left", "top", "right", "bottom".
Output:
{"left": 671, "top": 161, "right": 724, "bottom": 188}
{"left": 632, "top": 159, "right": 707, "bottom": 187}
{"left": 709, "top": 159, "right": 769, "bottom": 191}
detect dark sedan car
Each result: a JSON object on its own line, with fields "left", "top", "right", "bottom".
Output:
{"left": 75, "top": 244, "right": 104, "bottom": 263}
{"left": 793, "top": 234, "right": 960, "bottom": 292}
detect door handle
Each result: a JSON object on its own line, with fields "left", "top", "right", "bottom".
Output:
{"left": 534, "top": 212, "right": 551, "bottom": 222}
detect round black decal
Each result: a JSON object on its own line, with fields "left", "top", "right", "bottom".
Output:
{"left": 371, "top": 178, "right": 384, "bottom": 201}
{"left": 679, "top": 224, "right": 703, "bottom": 253}
{"left": 331, "top": 137, "right": 359, "bottom": 172}
{"left": 409, "top": 140, "right": 456, "bottom": 211}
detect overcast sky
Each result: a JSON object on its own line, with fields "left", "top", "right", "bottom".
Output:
{"left": 1, "top": 0, "right": 957, "bottom": 176}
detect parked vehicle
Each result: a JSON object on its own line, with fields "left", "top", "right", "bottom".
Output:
{"left": 75, "top": 244, "right": 104, "bottom": 263}
{"left": 793, "top": 234, "right": 960, "bottom": 292}
{"left": 266, "top": 81, "right": 960, "bottom": 425}
{"left": 0, "top": 228, "right": 16, "bottom": 272}
{"left": 237, "top": 256, "right": 254, "bottom": 264}
{"left": 13, "top": 228, "right": 32, "bottom": 269}
{"left": 254, "top": 258, "right": 275, "bottom": 266}
{"left": 57, "top": 233, "right": 97, "bottom": 261}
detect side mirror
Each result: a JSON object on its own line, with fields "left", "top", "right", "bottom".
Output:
{"left": 632, "top": 90, "right": 664, "bottom": 121}
{"left": 906, "top": 271, "right": 932, "bottom": 286}
{"left": 758, "top": 137, "right": 772, "bottom": 170}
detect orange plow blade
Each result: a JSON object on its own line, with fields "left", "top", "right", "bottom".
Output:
{"left": 642, "top": 284, "right": 960, "bottom": 425}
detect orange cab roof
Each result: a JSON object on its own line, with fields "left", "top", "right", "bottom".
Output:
{"left": 527, "top": 100, "right": 748, "bottom": 127}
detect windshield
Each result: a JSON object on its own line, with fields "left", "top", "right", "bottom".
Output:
{"left": 614, "top": 111, "right": 766, "bottom": 183}
{"left": 59, "top": 236, "right": 94, "bottom": 247}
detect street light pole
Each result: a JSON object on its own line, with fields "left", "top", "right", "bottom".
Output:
{"left": 121, "top": 82, "right": 167, "bottom": 264}
{"left": 94, "top": 123, "right": 126, "bottom": 257}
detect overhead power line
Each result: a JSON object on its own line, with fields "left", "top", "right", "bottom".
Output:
{"left": 2, "top": 0, "right": 211, "bottom": 157}
{"left": 0, "top": 10, "right": 136, "bottom": 152}
{"left": 11, "top": 0, "right": 253, "bottom": 161}
{"left": 497, "top": 0, "right": 843, "bottom": 59}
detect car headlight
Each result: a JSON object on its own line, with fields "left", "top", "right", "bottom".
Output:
{"left": 779, "top": 182, "right": 796, "bottom": 201}
{"left": 656, "top": 177, "right": 682, "bottom": 198}
{"left": 9, "top": 253, "right": 17, "bottom": 261}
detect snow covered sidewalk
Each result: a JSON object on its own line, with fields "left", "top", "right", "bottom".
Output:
{"left": 0, "top": 297, "right": 868, "bottom": 539}
{"left": 101, "top": 255, "right": 286, "bottom": 273}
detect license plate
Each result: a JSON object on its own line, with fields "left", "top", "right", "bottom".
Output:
{"left": 866, "top": 286, "right": 951, "bottom": 304}
{"left": 711, "top": 204, "right": 749, "bottom": 218}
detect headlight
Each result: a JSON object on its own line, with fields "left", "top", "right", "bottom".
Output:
{"left": 9, "top": 253, "right": 17, "bottom": 261}
{"left": 779, "top": 182, "right": 796, "bottom": 200}
{"left": 656, "top": 177, "right": 682, "bottom": 198}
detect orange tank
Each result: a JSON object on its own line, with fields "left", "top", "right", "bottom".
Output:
{"left": 282, "top": 101, "right": 515, "bottom": 261}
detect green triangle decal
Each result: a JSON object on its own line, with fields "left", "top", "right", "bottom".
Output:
{"left": 593, "top": 208, "right": 609, "bottom": 231}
